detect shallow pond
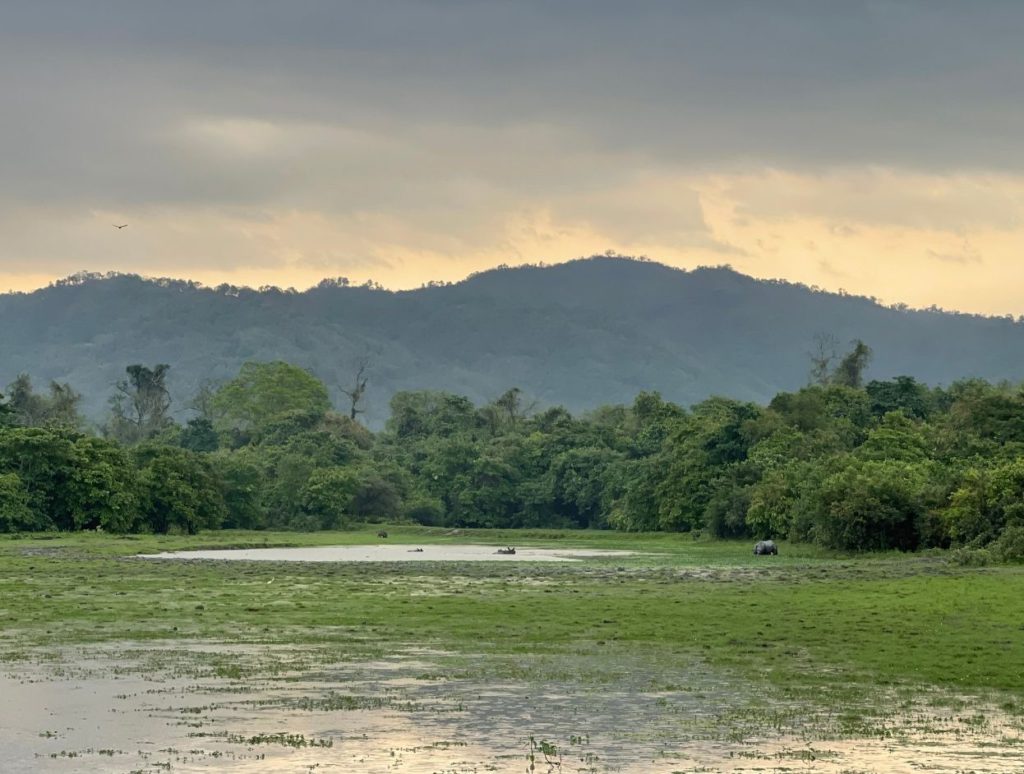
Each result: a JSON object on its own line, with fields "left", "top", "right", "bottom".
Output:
{"left": 138, "top": 544, "right": 643, "bottom": 563}
{"left": 3, "top": 642, "right": 1022, "bottom": 773}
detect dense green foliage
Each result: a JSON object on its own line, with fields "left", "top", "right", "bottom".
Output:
{"left": 209, "top": 360, "right": 332, "bottom": 445}
{"left": 2, "top": 356, "right": 1024, "bottom": 559}
{"left": 5, "top": 257, "right": 1024, "bottom": 429}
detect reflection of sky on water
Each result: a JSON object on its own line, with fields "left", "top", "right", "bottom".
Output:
{"left": 2, "top": 643, "right": 1022, "bottom": 773}
{"left": 138, "top": 544, "right": 643, "bottom": 563}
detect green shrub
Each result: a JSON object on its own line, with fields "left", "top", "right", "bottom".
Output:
{"left": 950, "top": 547, "right": 993, "bottom": 567}
{"left": 992, "top": 525, "right": 1024, "bottom": 564}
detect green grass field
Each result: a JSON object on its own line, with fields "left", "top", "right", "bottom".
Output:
{"left": 3, "top": 527, "right": 1022, "bottom": 702}
{"left": 3, "top": 528, "right": 1023, "bottom": 772}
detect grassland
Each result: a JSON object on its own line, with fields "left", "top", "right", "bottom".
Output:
{"left": 3, "top": 528, "right": 1022, "bottom": 696}
{"left": 2, "top": 528, "right": 1022, "bottom": 771}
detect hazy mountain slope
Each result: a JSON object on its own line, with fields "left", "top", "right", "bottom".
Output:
{"left": 3, "top": 257, "right": 1023, "bottom": 427}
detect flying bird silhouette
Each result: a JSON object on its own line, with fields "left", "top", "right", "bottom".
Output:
{"left": 113, "top": 224, "right": 128, "bottom": 229}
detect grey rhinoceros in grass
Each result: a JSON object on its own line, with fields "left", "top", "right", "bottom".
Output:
{"left": 754, "top": 540, "right": 778, "bottom": 556}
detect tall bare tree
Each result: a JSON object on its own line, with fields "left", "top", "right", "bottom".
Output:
{"left": 808, "top": 333, "right": 839, "bottom": 386}
{"left": 341, "top": 356, "right": 371, "bottom": 421}
{"left": 188, "top": 378, "right": 219, "bottom": 422}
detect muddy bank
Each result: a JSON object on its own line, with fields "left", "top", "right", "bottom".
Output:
{"left": 138, "top": 544, "right": 643, "bottom": 563}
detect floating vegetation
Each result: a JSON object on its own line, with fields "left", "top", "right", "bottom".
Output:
{"left": 2, "top": 530, "right": 1024, "bottom": 771}
{"left": 224, "top": 732, "right": 333, "bottom": 748}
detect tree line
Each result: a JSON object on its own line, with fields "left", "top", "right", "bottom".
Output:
{"left": 1, "top": 353, "right": 1023, "bottom": 561}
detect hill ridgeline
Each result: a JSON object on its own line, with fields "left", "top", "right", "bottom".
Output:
{"left": 3, "top": 257, "right": 1022, "bottom": 427}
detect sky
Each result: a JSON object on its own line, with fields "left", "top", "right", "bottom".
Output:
{"left": 2, "top": 1, "right": 1023, "bottom": 314}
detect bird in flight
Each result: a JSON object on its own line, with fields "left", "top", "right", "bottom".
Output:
{"left": 113, "top": 224, "right": 128, "bottom": 230}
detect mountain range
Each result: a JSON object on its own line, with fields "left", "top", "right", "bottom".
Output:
{"left": 3, "top": 256, "right": 1023, "bottom": 428}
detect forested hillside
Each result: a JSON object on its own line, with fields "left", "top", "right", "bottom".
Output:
{"left": 3, "top": 256, "right": 1024, "bottom": 427}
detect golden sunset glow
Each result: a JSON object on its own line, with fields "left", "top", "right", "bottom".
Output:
{"left": 3, "top": 167, "right": 1022, "bottom": 315}
{"left": 2, "top": 3, "right": 1022, "bottom": 315}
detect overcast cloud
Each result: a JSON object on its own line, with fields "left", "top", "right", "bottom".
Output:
{"left": 2, "top": 1, "right": 1023, "bottom": 313}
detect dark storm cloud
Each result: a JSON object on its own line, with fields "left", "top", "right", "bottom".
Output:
{"left": 5, "top": 0, "right": 1024, "bottom": 317}
{"left": 2, "top": 0, "right": 1023, "bottom": 211}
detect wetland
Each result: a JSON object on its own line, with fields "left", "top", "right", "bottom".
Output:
{"left": 2, "top": 528, "right": 1023, "bottom": 772}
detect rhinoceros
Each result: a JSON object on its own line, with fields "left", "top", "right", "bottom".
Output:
{"left": 754, "top": 540, "right": 778, "bottom": 556}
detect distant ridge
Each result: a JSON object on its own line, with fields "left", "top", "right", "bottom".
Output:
{"left": 3, "top": 256, "right": 1023, "bottom": 427}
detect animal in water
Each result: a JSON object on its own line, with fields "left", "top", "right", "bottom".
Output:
{"left": 495, "top": 546, "right": 516, "bottom": 555}
{"left": 754, "top": 540, "right": 778, "bottom": 556}
{"left": 377, "top": 530, "right": 388, "bottom": 538}
{"left": 113, "top": 224, "right": 128, "bottom": 229}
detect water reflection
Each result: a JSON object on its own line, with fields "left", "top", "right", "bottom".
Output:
{"left": 2, "top": 643, "right": 1021, "bottom": 773}
{"left": 138, "top": 544, "right": 643, "bottom": 563}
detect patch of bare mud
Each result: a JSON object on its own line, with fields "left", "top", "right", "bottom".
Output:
{"left": 138, "top": 544, "right": 643, "bottom": 563}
